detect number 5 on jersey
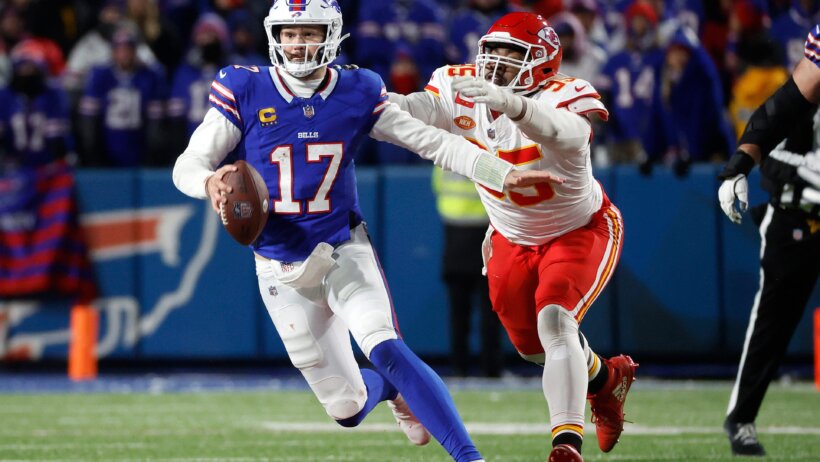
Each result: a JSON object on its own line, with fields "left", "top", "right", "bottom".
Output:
{"left": 269, "top": 142, "right": 343, "bottom": 214}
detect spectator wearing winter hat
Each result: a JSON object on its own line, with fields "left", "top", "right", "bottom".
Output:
{"left": 167, "top": 13, "right": 230, "bottom": 155}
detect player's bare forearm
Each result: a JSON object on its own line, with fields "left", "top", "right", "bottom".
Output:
{"left": 794, "top": 57, "right": 820, "bottom": 104}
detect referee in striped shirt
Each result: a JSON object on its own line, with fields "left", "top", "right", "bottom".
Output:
{"left": 717, "top": 24, "right": 820, "bottom": 457}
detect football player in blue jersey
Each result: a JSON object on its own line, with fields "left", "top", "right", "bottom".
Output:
{"left": 172, "top": 1, "right": 561, "bottom": 461}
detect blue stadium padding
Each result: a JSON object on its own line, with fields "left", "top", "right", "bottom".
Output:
{"left": 580, "top": 168, "right": 616, "bottom": 356}
{"left": 380, "top": 165, "right": 448, "bottom": 355}
{"left": 74, "top": 169, "right": 139, "bottom": 359}
{"left": 614, "top": 164, "right": 721, "bottom": 357}
{"left": 137, "top": 171, "right": 259, "bottom": 358}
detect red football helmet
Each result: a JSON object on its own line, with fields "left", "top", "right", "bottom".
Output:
{"left": 476, "top": 12, "right": 562, "bottom": 92}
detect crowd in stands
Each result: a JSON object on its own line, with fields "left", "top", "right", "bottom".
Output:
{"left": 0, "top": 0, "right": 816, "bottom": 171}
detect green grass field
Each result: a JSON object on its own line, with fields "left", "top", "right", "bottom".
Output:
{"left": 1, "top": 379, "right": 819, "bottom": 461}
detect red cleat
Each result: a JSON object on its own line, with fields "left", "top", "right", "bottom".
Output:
{"left": 548, "top": 444, "right": 583, "bottom": 462}
{"left": 588, "top": 354, "right": 638, "bottom": 452}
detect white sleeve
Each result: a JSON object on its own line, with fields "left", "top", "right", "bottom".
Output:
{"left": 370, "top": 103, "right": 512, "bottom": 192}
{"left": 387, "top": 91, "right": 449, "bottom": 129}
{"left": 172, "top": 108, "right": 242, "bottom": 200}
{"left": 508, "top": 94, "right": 592, "bottom": 153}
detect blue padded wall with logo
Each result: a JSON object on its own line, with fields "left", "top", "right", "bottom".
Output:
{"left": 7, "top": 165, "right": 817, "bottom": 363}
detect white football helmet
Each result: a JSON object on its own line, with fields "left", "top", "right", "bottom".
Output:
{"left": 264, "top": 0, "right": 349, "bottom": 77}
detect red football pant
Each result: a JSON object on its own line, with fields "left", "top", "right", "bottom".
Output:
{"left": 486, "top": 196, "right": 624, "bottom": 357}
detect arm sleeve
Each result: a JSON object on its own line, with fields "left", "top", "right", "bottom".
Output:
{"left": 507, "top": 95, "right": 593, "bottom": 153}
{"left": 370, "top": 102, "right": 512, "bottom": 192}
{"left": 209, "top": 67, "right": 243, "bottom": 130}
{"left": 172, "top": 108, "right": 242, "bottom": 199}
{"left": 387, "top": 90, "right": 448, "bottom": 128}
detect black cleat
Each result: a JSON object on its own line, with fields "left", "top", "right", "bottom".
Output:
{"left": 724, "top": 419, "right": 766, "bottom": 456}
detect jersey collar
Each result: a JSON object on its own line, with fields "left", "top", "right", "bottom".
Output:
{"left": 270, "top": 67, "right": 339, "bottom": 104}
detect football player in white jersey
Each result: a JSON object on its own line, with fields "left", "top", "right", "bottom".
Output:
{"left": 390, "top": 12, "right": 637, "bottom": 462}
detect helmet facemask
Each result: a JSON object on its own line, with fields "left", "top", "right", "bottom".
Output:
{"left": 266, "top": 21, "right": 342, "bottom": 77}
{"left": 476, "top": 30, "right": 561, "bottom": 92}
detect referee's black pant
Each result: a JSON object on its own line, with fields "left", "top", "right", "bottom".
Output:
{"left": 727, "top": 204, "right": 820, "bottom": 424}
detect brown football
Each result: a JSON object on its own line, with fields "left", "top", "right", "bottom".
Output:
{"left": 220, "top": 160, "right": 270, "bottom": 246}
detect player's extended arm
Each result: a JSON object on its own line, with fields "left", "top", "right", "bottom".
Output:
{"left": 371, "top": 102, "right": 563, "bottom": 192}
{"left": 387, "top": 91, "right": 446, "bottom": 128}
{"left": 172, "top": 108, "right": 242, "bottom": 210}
{"left": 452, "top": 76, "right": 591, "bottom": 153}
{"left": 718, "top": 57, "right": 820, "bottom": 222}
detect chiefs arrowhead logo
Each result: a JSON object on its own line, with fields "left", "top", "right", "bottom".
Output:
{"left": 454, "top": 115, "right": 476, "bottom": 130}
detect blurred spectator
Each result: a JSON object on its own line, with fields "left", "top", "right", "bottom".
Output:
{"left": 226, "top": 9, "right": 265, "bottom": 67}
{"left": 597, "top": 0, "right": 665, "bottom": 166}
{"left": 649, "top": 0, "right": 705, "bottom": 46}
{"left": 770, "top": 0, "right": 819, "bottom": 70}
{"left": 658, "top": 27, "right": 735, "bottom": 169}
{"left": 568, "top": 0, "right": 610, "bottom": 49}
{"left": 510, "top": 0, "right": 563, "bottom": 18}
{"left": 0, "top": 4, "right": 65, "bottom": 79}
{"left": 728, "top": 39, "right": 788, "bottom": 139}
{"left": 77, "top": 27, "right": 166, "bottom": 167}
{"left": 551, "top": 11, "right": 607, "bottom": 82}
{"left": 64, "top": 0, "right": 158, "bottom": 94}
{"left": 0, "top": 40, "right": 71, "bottom": 168}
{"left": 355, "top": 0, "right": 447, "bottom": 91}
{"left": 446, "top": 0, "right": 511, "bottom": 64}
{"left": 167, "top": 12, "right": 229, "bottom": 152}
{"left": 126, "top": 0, "right": 184, "bottom": 75}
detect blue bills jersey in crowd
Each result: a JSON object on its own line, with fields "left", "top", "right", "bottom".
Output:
{"left": 209, "top": 65, "right": 389, "bottom": 262}
{"left": 79, "top": 64, "right": 167, "bottom": 167}
{"left": 169, "top": 63, "right": 221, "bottom": 135}
{"left": 804, "top": 23, "right": 820, "bottom": 70}
{"left": 771, "top": 8, "right": 815, "bottom": 70}
{"left": 598, "top": 48, "right": 665, "bottom": 152}
{"left": 446, "top": 5, "right": 511, "bottom": 64}
{"left": 0, "top": 84, "right": 70, "bottom": 167}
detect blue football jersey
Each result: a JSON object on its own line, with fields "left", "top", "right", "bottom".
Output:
{"left": 771, "top": 10, "right": 813, "bottom": 70}
{"left": 209, "top": 65, "right": 389, "bottom": 261}
{"left": 170, "top": 62, "right": 221, "bottom": 135}
{"left": 79, "top": 64, "right": 166, "bottom": 167}
{"left": 0, "top": 84, "right": 71, "bottom": 167}
{"left": 599, "top": 49, "right": 665, "bottom": 150}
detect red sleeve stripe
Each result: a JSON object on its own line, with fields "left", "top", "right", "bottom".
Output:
{"left": 556, "top": 93, "right": 602, "bottom": 109}
{"left": 209, "top": 95, "right": 241, "bottom": 120}
{"left": 211, "top": 81, "right": 236, "bottom": 102}
{"left": 372, "top": 100, "right": 389, "bottom": 115}
{"left": 424, "top": 84, "right": 440, "bottom": 96}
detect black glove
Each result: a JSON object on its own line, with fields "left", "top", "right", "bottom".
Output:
{"left": 638, "top": 159, "right": 653, "bottom": 176}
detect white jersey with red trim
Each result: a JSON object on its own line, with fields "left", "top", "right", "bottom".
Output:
{"left": 417, "top": 65, "right": 608, "bottom": 245}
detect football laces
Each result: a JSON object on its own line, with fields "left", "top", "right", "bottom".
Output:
{"left": 219, "top": 201, "right": 228, "bottom": 225}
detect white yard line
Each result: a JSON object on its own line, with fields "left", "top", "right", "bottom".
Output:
{"left": 261, "top": 421, "right": 820, "bottom": 436}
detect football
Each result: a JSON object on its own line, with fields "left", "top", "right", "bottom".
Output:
{"left": 220, "top": 160, "right": 270, "bottom": 246}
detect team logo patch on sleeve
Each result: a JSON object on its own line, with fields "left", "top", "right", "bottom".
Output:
{"left": 454, "top": 116, "right": 476, "bottom": 130}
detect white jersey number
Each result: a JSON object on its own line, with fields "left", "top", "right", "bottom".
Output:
{"left": 269, "top": 142, "right": 343, "bottom": 214}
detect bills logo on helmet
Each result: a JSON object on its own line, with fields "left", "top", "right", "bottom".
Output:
{"left": 537, "top": 26, "right": 560, "bottom": 60}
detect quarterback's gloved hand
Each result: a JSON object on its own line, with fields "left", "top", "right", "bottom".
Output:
{"left": 718, "top": 174, "right": 749, "bottom": 224}
{"left": 452, "top": 76, "right": 522, "bottom": 115}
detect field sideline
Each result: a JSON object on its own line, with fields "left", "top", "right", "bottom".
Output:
{"left": 1, "top": 377, "right": 818, "bottom": 461}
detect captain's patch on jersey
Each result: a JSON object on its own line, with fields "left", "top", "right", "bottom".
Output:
{"left": 258, "top": 107, "right": 277, "bottom": 125}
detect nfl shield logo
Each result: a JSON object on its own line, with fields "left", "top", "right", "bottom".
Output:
{"left": 303, "top": 105, "right": 315, "bottom": 119}
{"left": 487, "top": 128, "right": 496, "bottom": 139}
